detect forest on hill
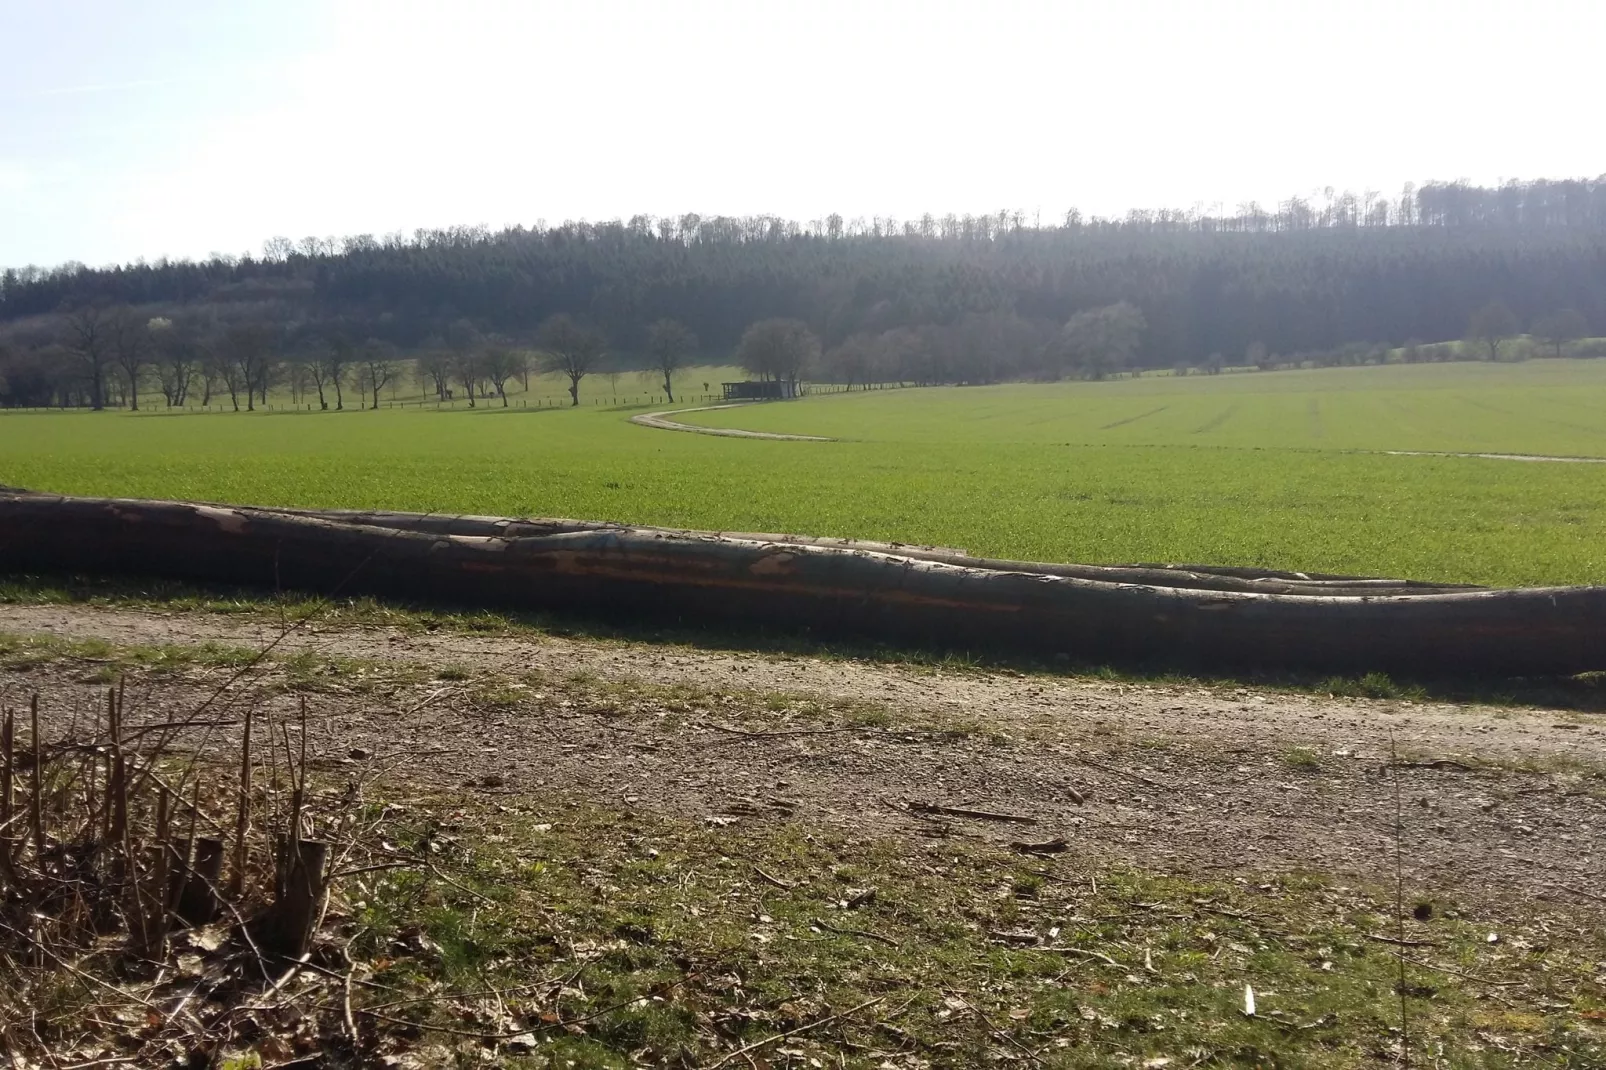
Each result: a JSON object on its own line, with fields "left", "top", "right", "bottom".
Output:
{"left": 2, "top": 178, "right": 1605, "bottom": 408}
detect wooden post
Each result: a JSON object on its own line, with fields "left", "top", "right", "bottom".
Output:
{"left": 267, "top": 834, "right": 327, "bottom": 956}
{"left": 176, "top": 837, "right": 225, "bottom": 925}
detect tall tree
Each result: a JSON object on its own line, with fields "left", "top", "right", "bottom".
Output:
{"left": 1531, "top": 308, "right": 1589, "bottom": 359}
{"left": 359, "top": 338, "right": 396, "bottom": 409}
{"left": 646, "top": 318, "right": 697, "bottom": 403}
{"left": 322, "top": 335, "right": 353, "bottom": 410}
{"left": 1466, "top": 301, "right": 1520, "bottom": 362}
{"left": 64, "top": 305, "right": 112, "bottom": 410}
{"left": 537, "top": 314, "right": 605, "bottom": 406}
{"left": 446, "top": 319, "right": 483, "bottom": 407}
{"left": 736, "top": 318, "right": 818, "bottom": 389}
{"left": 147, "top": 316, "right": 195, "bottom": 407}
{"left": 220, "top": 324, "right": 276, "bottom": 411}
{"left": 106, "top": 306, "right": 150, "bottom": 410}
{"left": 823, "top": 333, "right": 877, "bottom": 389}
{"left": 300, "top": 336, "right": 332, "bottom": 409}
{"left": 416, "top": 343, "right": 452, "bottom": 401}
{"left": 479, "top": 340, "right": 524, "bottom": 407}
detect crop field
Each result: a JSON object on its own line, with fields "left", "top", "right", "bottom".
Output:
{"left": 4, "top": 360, "right": 1606, "bottom": 588}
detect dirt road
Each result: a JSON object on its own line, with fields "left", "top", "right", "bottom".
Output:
{"left": 3, "top": 603, "right": 1602, "bottom": 906}
{"left": 628, "top": 402, "right": 833, "bottom": 440}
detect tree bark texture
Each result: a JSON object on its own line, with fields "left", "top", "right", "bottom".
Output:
{"left": 1, "top": 491, "right": 1602, "bottom": 676}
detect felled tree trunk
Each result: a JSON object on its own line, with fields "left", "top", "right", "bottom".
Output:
{"left": 1, "top": 491, "right": 1602, "bottom": 676}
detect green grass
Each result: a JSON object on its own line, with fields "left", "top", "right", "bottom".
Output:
{"left": 3, "top": 360, "right": 1606, "bottom": 587}
{"left": 0, "top": 630, "right": 435, "bottom": 696}
{"left": 335, "top": 792, "right": 1606, "bottom": 1067}
{"left": 688, "top": 359, "right": 1606, "bottom": 457}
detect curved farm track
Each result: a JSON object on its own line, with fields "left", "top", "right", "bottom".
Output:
{"left": 1382, "top": 450, "right": 1606, "bottom": 464}
{"left": 4, "top": 602, "right": 1603, "bottom": 908}
{"left": 629, "top": 402, "right": 834, "bottom": 441}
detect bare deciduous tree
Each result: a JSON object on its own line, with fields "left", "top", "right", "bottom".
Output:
{"left": 1531, "top": 308, "right": 1589, "bottom": 359}
{"left": 219, "top": 324, "right": 277, "bottom": 411}
{"left": 1467, "top": 301, "right": 1519, "bottom": 361}
{"left": 359, "top": 338, "right": 396, "bottom": 409}
{"left": 320, "top": 335, "right": 354, "bottom": 410}
{"left": 148, "top": 316, "right": 196, "bottom": 407}
{"left": 646, "top": 318, "right": 697, "bottom": 402}
{"left": 104, "top": 306, "right": 152, "bottom": 410}
{"left": 64, "top": 305, "right": 112, "bottom": 410}
{"left": 446, "top": 319, "right": 484, "bottom": 407}
{"left": 480, "top": 340, "right": 524, "bottom": 407}
{"left": 416, "top": 342, "right": 452, "bottom": 401}
{"left": 536, "top": 314, "right": 605, "bottom": 406}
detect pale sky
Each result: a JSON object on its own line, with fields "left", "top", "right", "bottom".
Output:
{"left": 3, "top": 0, "right": 1602, "bottom": 268}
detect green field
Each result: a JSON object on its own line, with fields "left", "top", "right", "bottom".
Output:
{"left": 4, "top": 360, "right": 1606, "bottom": 588}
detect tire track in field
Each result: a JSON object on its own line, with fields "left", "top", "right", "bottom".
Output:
{"left": 1099, "top": 405, "right": 1168, "bottom": 430}
{"left": 1191, "top": 404, "right": 1239, "bottom": 434}
{"left": 1455, "top": 393, "right": 1605, "bottom": 441}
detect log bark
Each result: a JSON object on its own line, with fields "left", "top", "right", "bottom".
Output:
{"left": 1, "top": 491, "right": 1602, "bottom": 676}
{"left": 269, "top": 508, "right": 1477, "bottom": 596}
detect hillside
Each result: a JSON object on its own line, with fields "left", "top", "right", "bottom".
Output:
{"left": 3, "top": 179, "right": 1605, "bottom": 390}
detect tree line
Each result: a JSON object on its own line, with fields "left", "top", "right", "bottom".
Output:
{"left": 0, "top": 302, "right": 837, "bottom": 411}
{"left": 3, "top": 177, "right": 1605, "bottom": 408}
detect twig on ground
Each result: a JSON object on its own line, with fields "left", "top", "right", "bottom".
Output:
{"left": 1040, "top": 946, "right": 1124, "bottom": 968}
{"left": 700, "top": 721, "right": 859, "bottom": 741}
{"left": 883, "top": 797, "right": 950, "bottom": 827}
{"left": 1399, "top": 955, "right": 1522, "bottom": 988}
{"left": 427, "top": 860, "right": 497, "bottom": 904}
{"left": 359, "top": 977, "right": 694, "bottom": 1041}
{"left": 908, "top": 801, "right": 1036, "bottom": 824}
{"left": 1366, "top": 933, "right": 1438, "bottom": 949}
{"left": 812, "top": 917, "right": 899, "bottom": 948}
{"left": 707, "top": 996, "right": 887, "bottom": 1069}
{"left": 0, "top": 921, "right": 161, "bottom": 1011}
{"left": 752, "top": 865, "right": 796, "bottom": 890}
{"left": 340, "top": 941, "right": 359, "bottom": 1043}
{"left": 1064, "top": 754, "right": 1170, "bottom": 791}
{"left": 1552, "top": 883, "right": 1606, "bottom": 906}
{"left": 942, "top": 990, "right": 1042, "bottom": 1065}
{"left": 398, "top": 686, "right": 459, "bottom": 717}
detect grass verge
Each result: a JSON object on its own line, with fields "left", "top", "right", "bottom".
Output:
{"left": 223, "top": 790, "right": 1606, "bottom": 1066}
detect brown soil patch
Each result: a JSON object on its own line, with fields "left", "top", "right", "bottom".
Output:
{"left": 4, "top": 603, "right": 1602, "bottom": 907}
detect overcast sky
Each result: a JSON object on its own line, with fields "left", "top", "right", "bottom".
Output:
{"left": 3, "top": 0, "right": 1602, "bottom": 268}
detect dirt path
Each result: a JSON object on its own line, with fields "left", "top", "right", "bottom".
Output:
{"left": 4, "top": 603, "right": 1603, "bottom": 904}
{"left": 1382, "top": 449, "right": 1606, "bottom": 463}
{"left": 629, "top": 402, "right": 834, "bottom": 440}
